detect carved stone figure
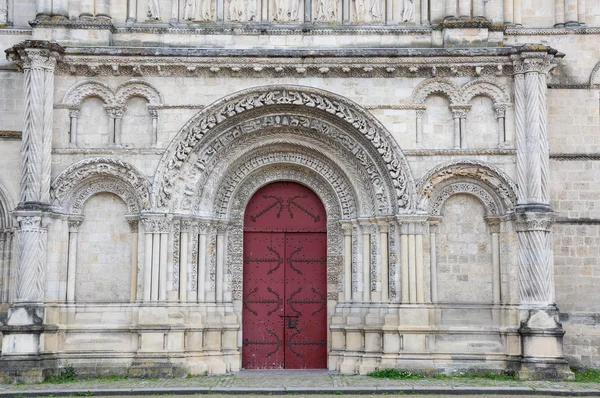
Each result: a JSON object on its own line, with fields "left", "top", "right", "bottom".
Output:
{"left": 229, "top": 0, "right": 257, "bottom": 21}
{"left": 147, "top": 0, "right": 161, "bottom": 20}
{"left": 274, "top": 0, "right": 301, "bottom": 22}
{"left": 315, "top": 0, "right": 337, "bottom": 22}
{"left": 402, "top": 0, "right": 413, "bottom": 22}
{"left": 353, "top": 0, "right": 382, "bottom": 23}
{"left": 183, "top": 0, "right": 196, "bottom": 20}
{"left": 0, "top": 0, "right": 7, "bottom": 24}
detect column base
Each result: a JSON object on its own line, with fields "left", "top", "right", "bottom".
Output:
{"left": 519, "top": 307, "right": 574, "bottom": 380}
{"left": 518, "top": 358, "right": 574, "bottom": 380}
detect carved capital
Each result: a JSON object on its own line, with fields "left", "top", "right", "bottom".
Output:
{"left": 68, "top": 216, "right": 84, "bottom": 231}
{"left": 450, "top": 105, "right": 471, "bottom": 119}
{"left": 17, "top": 216, "right": 42, "bottom": 231}
{"left": 148, "top": 108, "right": 158, "bottom": 118}
{"left": 513, "top": 211, "right": 556, "bottom": 232}
{"left": 340, "top": 221, "right": 353, "bottom": 236}
{"left": 105, "top": 106, "right": 125, "bottom": 119}
{"left": 198, "top": 222, "right": 210, "bottom": 234}
{"left": 69, "top": 109, "right": 80, "bottom": 118}
{"left": 493, "top": 103, "right": 508, "bottom": 118}
{"left": 428, "top": 216, "right": 441, "bottom": 234}
{"left": 485, "top": 216, "right": 502, "bottom": 233}
{"left": 415, "top": 109, "right": 425, "bottom": 118}
{"left": 510, "top": 46, "right": 563, "bottom": 75}
{"left": 180, "top": 219, "right": 194, "bottom": 233}
{"left": 142, "top": 216, "right": 171, "bottom": 233}
{"left": 5, "top": 40, "right": 64, "bottom": 72}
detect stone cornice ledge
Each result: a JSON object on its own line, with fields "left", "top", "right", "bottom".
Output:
{"left": 54, "top": 44, "right": 562, "bottom": 78}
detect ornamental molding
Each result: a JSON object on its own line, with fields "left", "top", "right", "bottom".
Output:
{"left": 152, "top": 85, "right": 415, "bottom": 214}
{"left": 5, "top": 40, "right": 64, "bottom": 72}
{"left": 429, "top": 181, "right": 500, "bottom": 216}
{"left": 513, "top": 211, "right": 557, "bottom": 232}
{"left": 54, "top": 47, "right": 530, "bottom": 78}
{"left": 178, "top": 128, "right": 380, "bottom": 218}
{"left": 51, "top": 157, "right": 151, "bottom": 214}
{"left": 590, "top": 61, "right": 600, "bottom": 88}
{"left": 410, "top": 77, "right": 511, "bottom": 109}
{"left": 416, "top": 160, "right": 517, "bottom": 215}
{"left": 212, "top": 149, "right": 361, "bottom": 220}
{"left": 61, "top": 79, "right": 163, "bottom": 109}
{"left": 224, "top": 165, "right": 344, "bottom": 301}
{"left": 141, "top": 216, "right": 172, "bottom": 233}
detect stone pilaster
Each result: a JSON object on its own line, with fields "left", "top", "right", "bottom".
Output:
{"left": 511, "top": 45, "right": 572, "bottom": 380}
{"left": 2, "top": 42, "right": 63, "bottom": 365}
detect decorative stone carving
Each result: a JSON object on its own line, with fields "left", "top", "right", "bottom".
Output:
{"left": 513, "top": 212, "right": 557, "bottom": 304}
{"left": 589, "top": 61, "right": 600, "bottom": 88}
{"left": 315, "top": 0, "right": 337, "bottom": 22}
{"left": 228, "top": 0, "right": 258, "bottom": 21}
{"left": 462, "top": 77, "right": 511, "bottom": 104}
{"left": 14, "top": 215, "right": 46, "bottom": 302}
{"left": 147, "top": 0, "right": 161, "bottom": 20}
{"left": 210, "top": 148, "right": 362, "bottom": 219}
{"left": 142, "top": 216, "right": 171, "bottom": 233}
{"left": 411, "top": 78, "right": 462, "bottom": 105}
{"left": 182, "top": 125, "right": 384, "bottom": 217}
{"left": 353, "top": 0, "right": 383, "bottom": 23}
{"left": 153, "top": 85, "right": 414, "bottom": 214}
{"left": 62, "top": 79, "right": 163, "bottom": 109}
{"left": 222, "top": 165, "right": 343, "bottom": 300}
{"left": 273, "top": 0, "right": 301, "bottom": 21}
{"left": 401, "top": 0, "right": 413, "bottom": 22}
{"left": 416, "top": 160, "right": 517, "bottom": 215}
{"left": 429, "top": 182, "right": 499, "bottom": 216}
{"left": 51, "top": 157, "right": 151, "bottom": 214}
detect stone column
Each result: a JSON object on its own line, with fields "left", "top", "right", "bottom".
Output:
{"left": 127, "top": 0, "right": 137, "bottom": 21}
{"left": 106, "top": 107, "right": 123, "bottom": 146}
{"left": 128, "top": 219, "right": 139, "bottom": 301}
{"left": 486, "top": 217, "right": 502, "bottom": 304}
{"left": 378, "top": 220, "right": 389, "bottom": 302}
{"left": 141, "top": 216, "right": 171, "bottom": 301}
{"left": 3, "top": 42, "right": 63, "bottom": 362}
{"left": 493, "top": 103, "right": 508, "bottom": 147}
{"left": 415, "top": 109, "right": 424, "bottom": 144}
{"left": 341, "top": 222, "right": 353, "bottom": 302}
{"left": 69, "top": 109, "right": 79, "bottom": 145}
{"left": 428, "top": 217, "right": 440, "bottom": 303}
{"left": 179, "top": 221, "right": 190, "bottom": 302}
{"left": 450, "top": 106, "right": 469, "bottom": 149}
{"left": 80, "top": 0, "right": 94, "bottom": 17}
{"left": 351, "top": 222, "right": 362, "bottom": 302}
{"left": 216, "top": 223, "right": 227, "bottom": 303}
{"left": 197, "top": 222, "right": 209, "bottom": 302}
{"left": 398, "top": 218, "right": 427, "bottom": 303}
{"left": 511, "top": 46, "right": 572, "bottom": 380}
{"left": 66, "top": 217, "right": 83, "bottom": 302}
{"left": 149, "top": 107, "right": 158, "bottom": 146}
{"left": 359, "top": 220, "right": 371, "bottom": 302}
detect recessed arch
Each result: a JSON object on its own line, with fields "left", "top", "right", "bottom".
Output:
{"left": 416, "top": 160, "right": 517, "bottom": 216}
{"left": 0, "top": 182, "right": 15, "bottom": 230}
{"left": 462, "top": 77, "right": 511, "bottom": 105}
{"left": 114, "top": 79, "right": 163, "bottom": 107}
{"left": 411, "top": 78, "right": 462, "bottom": 105}
{"left": 152, "top": 85, "right": 415, "bottom": 215}
{"left": 62, "top": 80, "right": 115, "bottom": 108}
{"left": 51, "top": 157, "right": 151, "bottom": 214}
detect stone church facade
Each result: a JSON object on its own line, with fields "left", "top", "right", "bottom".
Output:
{"left": 0, "top": 0, "right": 599, "bottom": 381}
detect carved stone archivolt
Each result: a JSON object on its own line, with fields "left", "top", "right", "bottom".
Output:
{"left": 224, "top": 164, "right": 344, "bottom": 300}
{"left": 61, "top": 79, "right": 163, "bottom": 110}
{"left": 153, "top": 85, "right": 415, "bottom": 214}
{"left": 51, "top": 157, "right": 151, "bottom": 214}
{"left": 416, "top": 160, "right": 517, "bottom": 216}
{"left": 411, "top": 77, "right": 511, "bottom": 109}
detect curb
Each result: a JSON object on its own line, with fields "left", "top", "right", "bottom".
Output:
{"left": 0, "top": 386, "right": 600, "bottom": 397}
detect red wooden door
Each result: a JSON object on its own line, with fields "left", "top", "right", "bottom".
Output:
{"left": 243, "top": 182, "right": 327, "bottom": 369}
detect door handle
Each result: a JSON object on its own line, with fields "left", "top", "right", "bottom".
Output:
{"left": 279, "top": 315, "right": 299, "bottom": 329}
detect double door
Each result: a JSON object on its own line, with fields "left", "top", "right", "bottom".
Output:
{"left": 242, "top": 231, "right": 327, "bottom": 369}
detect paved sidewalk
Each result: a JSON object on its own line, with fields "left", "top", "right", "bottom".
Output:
{"left": 0, "top": 370, "right": 599, "bottom": 396}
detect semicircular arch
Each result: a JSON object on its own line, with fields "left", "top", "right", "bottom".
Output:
{"left": 51, "top": 157, "right": 151, "bottom": 214}
{"left": 411, "top": 78, "right": 462, "bottom": 105}
{"left": 152, "top": 85, "right": 415, "bottom": 215}
{"left": 416, "top": 160, "right": 517, "bottom": 215}
{"left": 62, "top": 80, "right": 115, "bottom": 108}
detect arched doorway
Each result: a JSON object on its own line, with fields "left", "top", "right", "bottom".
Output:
{"left": 242, "top": 181, "right": 327, "bottom": 369}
